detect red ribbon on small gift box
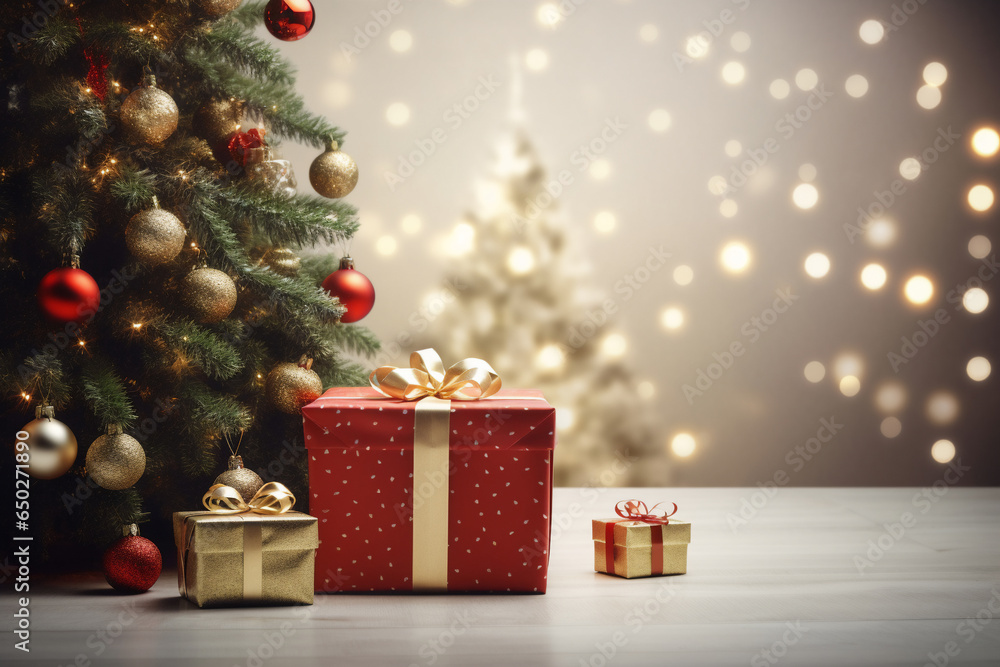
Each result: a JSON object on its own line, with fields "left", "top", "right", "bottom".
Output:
{"left": 604, "top": 500, "right": 678, "bottom": 576}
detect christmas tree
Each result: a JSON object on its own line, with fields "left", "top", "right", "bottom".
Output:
{"left": 420, "top": 71, "right": 664, "bottom": 487}
{"left": 0, "top": 0, "right": 377, "bottom": 568}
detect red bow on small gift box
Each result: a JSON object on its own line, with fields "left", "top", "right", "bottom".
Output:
{"left": 228, "top": 127, "right": 267, "bottom": 166}
{"left": 604, "top": 500, "right": 678, "bottom": 576}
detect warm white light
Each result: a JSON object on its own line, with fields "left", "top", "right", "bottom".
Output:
{"left": 967, "top": 356, "right": 991, "bottom": 381}
{"left": 536, "top": 3, "right": 563, "bottom": 27}
{"left": 880, "top": 417, "right": 902, "bottom": 438}
{"left": 968, "top": 184, "right": 995, "bottom": 212}
{"left": 386, "top": 102, "right": 411, "bottom": 126}
{"left": 899, "top": 157, "right": 922, "bottom": 180}
{"left": 720, "top": 242, "right": 751, "bottom": 273}
{"left": 648, "top": 109, "right": 672, "bottom": 132}
{"left": 389, "top": 30, "right": 413, "bottom": 52}
{"left": 593, "top": 211, "right": 617, "bottom": 234}
{"left": 803, "top": 361, "right": 826, "bottom": 383}
{"left": 557, "top": 407, "right": 575, "bottom": 431}
{"left": 660, "top": 307, "right": 684, "bottom": 330}
{"left": 375, "top": 235, "right": 397, "bottom": 256}
{"left": 601, "top": 333, "right": 628, "bottom": 358}
{"left": 969, "top": 235, "right": 992, "bottom": 259}
{"left": 861, "top": 263, "right": 887, "bottom": 290}
{"left": 962, "top": 287, "right": 989, "bottom": 314}
{"left": 930, "top": 439, "right": 956, "bottom": 464}
{"left": 639, "top": 24, "right": 659, "bottom": 43}
{"left": 923, "top": 62, "right": 948, "bottom": 87}
{"left": 637, "top": 381, "right": 656, "bottom": 399}
{"left": 927, "top": 392, "right": 959, "bottom": 424}
{"left": 839, "top": 376, "right": 861, "bottom": 397}
{"left": 867, "top": 219, "right": 896, "bottom": 247}
{"left": 859, "top": 20, "right": 885, "bottom": 44}
{"left": 708, "top": 175, "right": 729, "bottom": 196}
{"left": 525, "top": 48, "right": 549, "bottom": 71}
{"left": 904, "top": 275, "right": 934, "bottom": 304}
{"left": 792, "top": 183, "right": 819, "bottom": 209}
{"left": 684, "top": 35, "right": 710, "bottom": 59}
{"left": 798, "top": 163, "right": 817, "bottom": 182}
{"left": 401, "top": 214, "right": 422, "bottom": 234}
{"left": 804, "top": 252, "right": 830, "bottom": 278}
{"left": 795, "top": 68, "right": 818, "bottom": 91}
{"left": 972, "top": 128, "right": 1000, "bottom": 158}
{"left": 719, "top": 199, "right": 738, "bottom": 218}
{"left": 730, "top": 31, "right": 751, "bottom": 52}
{"left": 916, "top": 85, "right": 941, "bottom": 110}
{"left": 875, "top": 382, "right": 907, "bottom": 413}
{"left": 722, "top": 61, "right": 746, "bottom": 85}
{"left": 449, "top": 222, "right": 475, "bottom": 256}
{"left": 673, "top": 265, "right": 694, "bottom": 286}
{"left": 725, "top": 140, "right": 742, "bottom": 157}
{"left": 671, "top": 433, "right": 696, "bottom": 457}
{"left": 536, "top": 344, "right": 565, "bottom": 371}
{"left": 769, "top": 79, "right": 790, "bottom": 100}
{"left": 845, "top": 74, "right": 869, "bottom": 98}
{"left": 589, "top": 159, "right": 611, "bottom": 180}
{"left": 507, "top": 246, "right": 536, "bottom": 275}
{"left": 834, "top": 353, "right": 863, "bottom": 380}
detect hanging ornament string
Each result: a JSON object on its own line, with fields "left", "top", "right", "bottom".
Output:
{"left": 75, "top": 18, "right": 109, "bottom": 101}
{"left": 223, "top": 429, "right": 244, "bottom": 458}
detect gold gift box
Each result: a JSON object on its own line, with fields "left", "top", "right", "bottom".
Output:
{"left": 173, "top": 511, "right": 318, "bottom": 607}
{"left": 592, "top": 519, "right": 691, "bottom": 579}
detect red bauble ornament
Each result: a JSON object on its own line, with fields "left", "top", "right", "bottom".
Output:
{"left": 38, "top": 267, "right": 100, "bottom": 324}
{"left": 322, "top": 256, "right": 375, "bottom": 324}
{"left": 264, "top": 0, "right": 315, "bottom": 41}
{"left": 103, "top": 532, "right": 162, "bottom": 594}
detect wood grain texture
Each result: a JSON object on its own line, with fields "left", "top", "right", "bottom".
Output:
{"left": 3, "top": 487, "right": 1000, "bottom": 666}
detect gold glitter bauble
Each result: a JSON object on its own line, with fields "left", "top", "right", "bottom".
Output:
{"left": 309, "top": 143, "right": 358, "bottom": 199}
{"left": 266, "top": 362, "right": 323, "bottom": 414}
{"left": 195, "top": 0, "right": 243, "bottom": 17}
{"left": 125, "top": 208, "right": 186, "bottom": 265}
{"left": 121, "top": 82, "right": 179, "bottom": 145}
{"left": 214, "top": 455, "right": 264, "bottom": 502}
{"left": 179, "top": 267, "right": 237, "bottom": 323}
{"left": 253, "top": 246, "right": 300, "bottom": 277}
{"left": 86, "top": 427, "right": 146, "bottom": 491}
{"left": 192, "top": 98, "right": 244, "bottom": 144}
{"left": 21, "top": 406, "right": 78, "bottom": 480}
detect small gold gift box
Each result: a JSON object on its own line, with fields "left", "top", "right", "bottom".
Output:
{"left": 593, "top": 502, "right": 690, "bottom": 579}
{"left": 173, "top": 510, "right": 318, "bottom": 607}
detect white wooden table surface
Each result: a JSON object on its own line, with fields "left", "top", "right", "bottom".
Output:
{"left": 4, "top": 487, "right": 1000, "bottom": 667}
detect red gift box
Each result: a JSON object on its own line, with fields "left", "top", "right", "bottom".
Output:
{"left": 302, "top": 386, "right": 556, "bottom": 593}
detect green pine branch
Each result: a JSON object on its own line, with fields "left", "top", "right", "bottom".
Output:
{"left": 157, "top": 319, "right": 244, "bottom": 380}
{"left": 81, "top": 359, "right": 138, "bottom": 430}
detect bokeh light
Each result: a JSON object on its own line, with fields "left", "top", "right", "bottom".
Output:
{"left": 589, "top": 159, "right": 611, "bottom": 180}
{"left": 962, "top": 287, "right": 989, "bottom": 314}
{"left": 792, "top": 183, "right": 819, "bottom": 209}
{"left": 386, "top": 102, "right": 411, "bottom": 126}
{"left": 637, "top": 381, "right": 656, "bottom": 400}
{"left": 673, "top": 265, "right": 694, "bottom": 286}
{"left": 930, "top": 439, "right": 956, "bottom": 464}
{"left": 795, "top": 68, "right": 818, "bottom": 90}
{"left": 834, "top": 353, "right": 863, "bottom": 380}
{"left": 593, "top": 210, "right": 617, "bottom": 234}
{"left": 389, "top": 30, "right": 413, "bottom": 52}
{"left": 671, "top": 433, "right": 696, "bottom": 457}
{"left": 968, "top": 184, "right": 995, "bottom": 212}
{"left": 839, "top": 375, "right": 861, "bottom": 397}
{"left": 719, "top": 199, "right": 738, "bottom": 218}
{"left": 536, "top": 3, "right": 563, "bottom": 28}
{"left": 769, "top": 79, "right": 790, "bottom": 100}
{"left": 804, "top": 361, "right": 826, "bottom": 383}
{"left": 725, "top": 140, "right": 743, "bottom": 157}
{"left": 720, "top": 242, "right": 751, "bottom": 273}
{"left": 923, "top": 62, "right": 948, "bottom": 86}
{"left": 525, "top": 48, "right": 550, "bottom": 71}
{"left": 804, "top": 252, "right": 831, "bottom": 278}
{"left": 904, "top": 275, "right": 934, "bottom": 304}
{"left": 867, "top": 219, "right": 897, "bottom": 247}
{"left": 861, "top": 263, "right": 887, "bottom": 290}
{"left": 926, "top": 392, "right": 959, "bottom": 424}
{"left": 880, "top": 417, "right": 902, "bottom": 439}
{"left": 449, "top": 222, "right": 475, "bottom": 256}
{"left": 401, "top": 213, "right": 422, "bottom": 235}
{"left": 375, "top": 235, "right": 397, "bottom": 256}
{"left": 536, "top": 343, "right": 565, "bottom": 371}
{"left": 967, "top": 356, "right": 991, "bottom": 381}
{"left": 601, "top": 333, "right": 628, "bottom": 358}
{"left": 971, "top": 128, "right": 1000, "bottom": 158}
{"left": 731, "top": 31, "right": 751, "bottom": 52}
{"left": 722, "top": 61, "right": 746, "bottom": 85}
{"left": 648, "top": 108, "right": 672, "bottom": 133}
{"left": 507, "top": 246, "right": 536, "bottom": 275}
{"left": 845, "top": 74, "right": 869, "bottom": 98}
{"left": 660, "top": 307, "right": 684, "bottom": 330}
{"left": 639, "top": 23, "right": 659, "bottom": 43}
{"left": 916, "top": 85, "right": 942, "bottom": 110}
{"left": 899, "top": 157, "right": 922, "bottom": 180}
{"left": 685, "top": 35, "right": 710, "bottom": 59}
{"left": 708, "top": 175, "right": 729, "bottom": 195}
{"left": 969, "top": 235, "right": 992, "bottom": 259}
{"left": 875, "top": 382, "right": 907, "bottom": 413}
{"left": 859, "top": 20, "right": 885, "bottom": 44}
{"left": 798, "top": 163, "right": 817, "bottom": 182}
